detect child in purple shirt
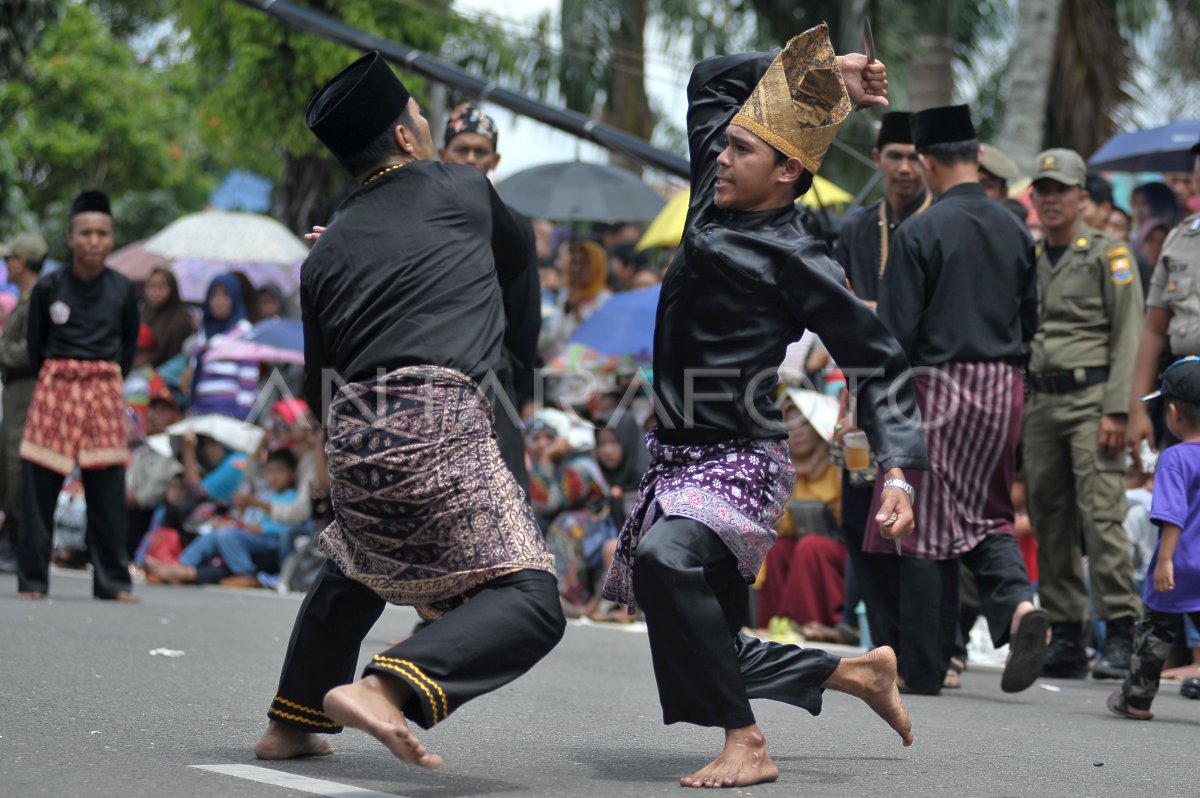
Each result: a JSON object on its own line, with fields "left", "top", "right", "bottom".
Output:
{"left": 1109, "top": 356, "right": 1200, "bottom": 719}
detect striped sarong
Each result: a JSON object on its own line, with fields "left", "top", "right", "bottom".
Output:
{"left": 864, "top": 361, "right": 1022, "bottom": 560}
{"left": 317, "top": 365, "right": 554, "bottom": 618}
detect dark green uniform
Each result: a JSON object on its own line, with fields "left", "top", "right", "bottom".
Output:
{"left": 0, "top": 289, "right": 35, "bottom": 529}
{"left": 1024, "top": 225, "right": 1143, "bottom": 626}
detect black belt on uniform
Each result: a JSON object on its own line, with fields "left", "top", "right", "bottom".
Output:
{"left": 1028, "top": 366, "right": 1109, "bottom": 394}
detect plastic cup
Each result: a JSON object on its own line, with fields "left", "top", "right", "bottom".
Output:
{"left": 843, "top": 431, "right": 869, "bottom": 471}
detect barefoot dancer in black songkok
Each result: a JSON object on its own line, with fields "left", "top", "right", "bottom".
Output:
{"left": 254, "top": 52, "right": 564, "bottom": 769}
{"left": 601, "top": 26, "right": 930, "bottom": 788}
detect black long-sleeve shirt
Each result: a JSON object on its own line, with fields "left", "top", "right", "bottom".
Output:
{"left": 300, "top": 160, "right": 531, "bottom": 417}
{"left": 877, "top": 182, "right": 1037, "bottom": 366}
{"left": 834, "top": 192, "right": 929, "bottom": 303}
{"left": 27, "top": 267, "right": 139, "bottom": 377}
{"left": 498, "top": 208, "right": 541, "bottom": 408}
{"left": 651, "top": 51, "right": 928, "bottom": 472}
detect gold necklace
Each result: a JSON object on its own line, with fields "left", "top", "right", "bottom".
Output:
{"left": 362, "top": 162, "right": 406, "bottom": 185}
{"left": 877, "top": 192, "right": 932, "bottom": 279}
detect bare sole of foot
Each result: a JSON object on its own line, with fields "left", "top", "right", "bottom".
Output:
{"left": 859, "top": 647, "right": 914, "bottom": 746}
{"left": 679, "top": 728, "right": 779, "bottom": 789}
{"left": 17, "top": 591, "right": 45, "bottom": 600}
{"left": 324, "top": 677, "right": 443, "bottom": 770}
{"left": 255, "top": 721, "right": 334, "bottom": 760}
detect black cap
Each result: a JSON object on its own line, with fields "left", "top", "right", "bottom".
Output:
{"left": 306, "top": 52, "right": 411, "bottom": 161}
{"left": 1142, "top": 356, "right": 1200, "bottom": 404}
{"left": 875, "top": 112, "right": 912, "bottom": 148}
{"left": 910, "top": 105, "right": 977, "bottom": 149}
{"left": 70, "top": 190, "right": 111, "bottom": 219}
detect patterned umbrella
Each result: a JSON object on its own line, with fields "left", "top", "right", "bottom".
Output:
{"left": 205, "top": 319, "right": 304, "bottom": 364}
{"left": 172, "top": 259, "right": 299, "bottom": 303}
{"left": 107, "top": 239, "right": 170, "bottom": 283}
{"left": 144, "top": 209, "right": 308, "bottom": 265}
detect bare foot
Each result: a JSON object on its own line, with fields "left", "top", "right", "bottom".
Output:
{"left": 1161, "top": 664, "right": 1200, "bottom": 681}
{"left": 824, "top": 646, "right": 913, "bottom": 746}
{"left": 17, "top": 591, "right": 45, "bottom": 600}
{"left": 145, "top": 557, "right": 196, "bottom": 585}
{"left": 324, "top": 675, "right": 442, "bottom": 770}
{"left": 679, "top": 725, "right": 779, "bottom": 789}
{"left": 255, "top": 720, "right": 334, "bottom": 760}
{"left": 100, "top": 590, "right": 141, "bottom": 604}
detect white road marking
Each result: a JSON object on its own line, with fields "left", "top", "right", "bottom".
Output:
{"left": 191, "top": 764, "right": 415, "bottom": 797}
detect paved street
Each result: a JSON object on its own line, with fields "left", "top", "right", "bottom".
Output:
{"left": 1, "top": 568, "right": 1195, "bottom": 797}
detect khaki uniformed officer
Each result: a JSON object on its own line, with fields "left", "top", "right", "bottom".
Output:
{"left": 1024, "top": 148, "right": 1144, "bottom": 681}
{"left": 1128, "top": 138, "right": 1200, "bottom": 459}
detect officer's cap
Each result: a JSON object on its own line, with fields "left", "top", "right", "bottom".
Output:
{"left": 979, "top": 143, "right": 1021, "bottom": 181}
{"left": 0, "top": 232, "right": 48, "bottom": 262}
{"left": 1142, "top": 356, "right": 1200, "bottom": 405}
{"left": 1032, "top": 148, "right": 1086, "bottom": 188}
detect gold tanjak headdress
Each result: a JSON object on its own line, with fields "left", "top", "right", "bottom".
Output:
{"left": 731, "top": 23, "right": 852, "bottom": 174}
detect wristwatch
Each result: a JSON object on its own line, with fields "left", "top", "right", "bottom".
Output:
{"left": 881, "top": 478, "right": 915, "bottom": 503}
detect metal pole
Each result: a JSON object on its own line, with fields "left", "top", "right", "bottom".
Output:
{"left": 233, "top": 0, "right": 691, "bottom": 178}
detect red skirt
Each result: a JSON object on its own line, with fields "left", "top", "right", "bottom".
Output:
{"left": 20, "top": 359, "right": 127, "bottom": 475}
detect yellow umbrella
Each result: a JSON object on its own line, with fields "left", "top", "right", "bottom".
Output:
{"left": 635, "top": 177, "right": 855, "bottom": 252}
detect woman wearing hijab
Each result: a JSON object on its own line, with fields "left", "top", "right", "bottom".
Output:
{"left": 141, "top": 268, "right": 196, "bottom": 367}
{"left": 528, "top": 408, "right": 616, "bottom": 615}
{"left": 542, "top": 240, "right": 612, "bottom": 359}
{"left": 189, "top": 274, "right": 259, "bottom": 419}
{"left": 595, "top": 410, "right": 651, "bottom": 530}
{"left": 756, "top": 389, "right": 855, "bottom": 643}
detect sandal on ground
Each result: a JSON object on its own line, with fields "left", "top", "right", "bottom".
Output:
{"left": 1107, "top": 688, "right": 1153, "bottom": 720}
{"left": 1001, "top": 608, "right": 1049, "bottom": 693}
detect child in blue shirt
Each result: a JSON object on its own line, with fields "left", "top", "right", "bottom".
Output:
{"left": 1109, "top": 357, "right": 1200, "bottom": 719}
{"left": 148, "top": 449, "right": 299, "bottom": 584}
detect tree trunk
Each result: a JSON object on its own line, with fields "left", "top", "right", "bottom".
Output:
{"left": 602, "top": 0, "right": 653, "bottom": 175}
{"left": 280, "top": 152, "right": 342, "bottom": 237}
{"left": 907, "top": 35, "right": 957, "bottom": 111}
{"left": 997, "top": 0, "right": 1063, "bottom": 172}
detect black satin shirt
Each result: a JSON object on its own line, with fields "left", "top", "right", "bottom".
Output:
{"left": 652, "top": 51, "right": 928, "bottom": 473}
{"left": 300, "top": 160, "right": 530, "bottom": 417}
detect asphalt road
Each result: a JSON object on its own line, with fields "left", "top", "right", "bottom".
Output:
{"left": 1, "top": 568, "right": 1195, "bottom": 798}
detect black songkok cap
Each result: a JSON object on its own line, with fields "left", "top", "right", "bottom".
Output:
{"left": 875, "top": 112, "right": 912, "bottom": 149}
{"left": 910, "top": 105, "right": 977, "bottom": 149}
{"left": 70, "top": 190, "right": 111, "bottom": 219}
{"left": 306, "top": 51, "right": 411, "bottom": 161}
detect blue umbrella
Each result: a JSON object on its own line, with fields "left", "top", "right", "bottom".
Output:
{"left": 1088, "top": 119, "right": 1200, "bottom": 172}
{"left": 568, "top": 284, "right": 660, "bottom": 361}
{"left": 205, "top": 318, "right": 304, "bottom": 364}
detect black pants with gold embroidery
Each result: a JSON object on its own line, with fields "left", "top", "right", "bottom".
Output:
{"left": 633, "top": 516, "right": 841, "bottom": 729}
{"left": 268, "top": 562, "right": 564, "bottom": 732}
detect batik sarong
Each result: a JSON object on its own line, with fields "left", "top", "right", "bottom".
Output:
{"left": 318, "top": 365, "right": 554, "bottom": 618}
{"left": 20, "top": 358, "right": 127, "bottom": 475}
{"left": 602, "top": 429, "right": 795, "bottom": 612}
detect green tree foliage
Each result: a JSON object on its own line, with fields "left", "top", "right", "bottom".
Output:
{"left": 0, "top": 0, "right": 63, "bottom": 82}
{"left": 0, "top": 3, "right": 211, "bottom": 258}
{"left": 174, "top": 0, "right": 464, "bottom": 232}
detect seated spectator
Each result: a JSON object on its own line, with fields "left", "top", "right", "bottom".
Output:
{"left": 528, "top": 408, "right": 615, "bottom": 615}
{"left": 542, "top": 241, "right": 612, "bottom": 359}
{"left": 146, "top": 448, "right": 299, "bottom": 586}
{"left": 141, "top": 267, "right": 196, "bottom": 368}
{"left": 256, "top": 283, "right": 290, "bottom": 320}
{"left": 630, "top": 266, "right": 661, "bottom": 289}
{"left": 125, "top": 387, "right": 184, "bottom": 557}
{"left": 1137, "top": 218, "right": 1171, "bottom": 271}
{"left": 756, "top": 389, "right": 850, "bottom": 641}
{"left": 1106, "top": 206, "right": 1132, "bottom": 241}
{"left": 188, "top": 275, "right": 258, "bottom": 420}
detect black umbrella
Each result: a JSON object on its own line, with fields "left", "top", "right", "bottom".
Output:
{"left": 496, "top": 161, "right": 666, "bottom": 223}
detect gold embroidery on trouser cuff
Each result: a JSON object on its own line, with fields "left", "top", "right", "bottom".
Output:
{"left": 369, "top": 656, "right": 450, "bottom": 726}
{"left": 268, "top": 695, "right": 340, "bottom": 729}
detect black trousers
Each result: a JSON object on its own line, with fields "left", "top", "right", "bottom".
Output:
{"left": 268, "top": 563, "right": 564, "bottom": 732}
{"left": 17, "top": 461, "right": 130, "bottom": 598}
{"left": 840, "top": 480, "right": 896, "bottom": 645}
{"left": 1124, "top": 607, "right": 1200, "bottom": 710}
{"left": 632, "top": 516, "right": 841, "bottom": 729}
{"left": 868, "top": 534, "right": 1033, "bottom": 693}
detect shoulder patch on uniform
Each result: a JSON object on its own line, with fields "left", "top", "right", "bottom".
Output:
{"left": 1106, "top": 245, "right": 1131, "bottom": 260}
{"left": 1110, "top": 255, "right": 1134, "bottom": 285}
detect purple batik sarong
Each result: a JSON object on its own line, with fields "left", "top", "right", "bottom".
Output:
{"left": 601, "top": 429, "right": 795, "bottom": 612}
